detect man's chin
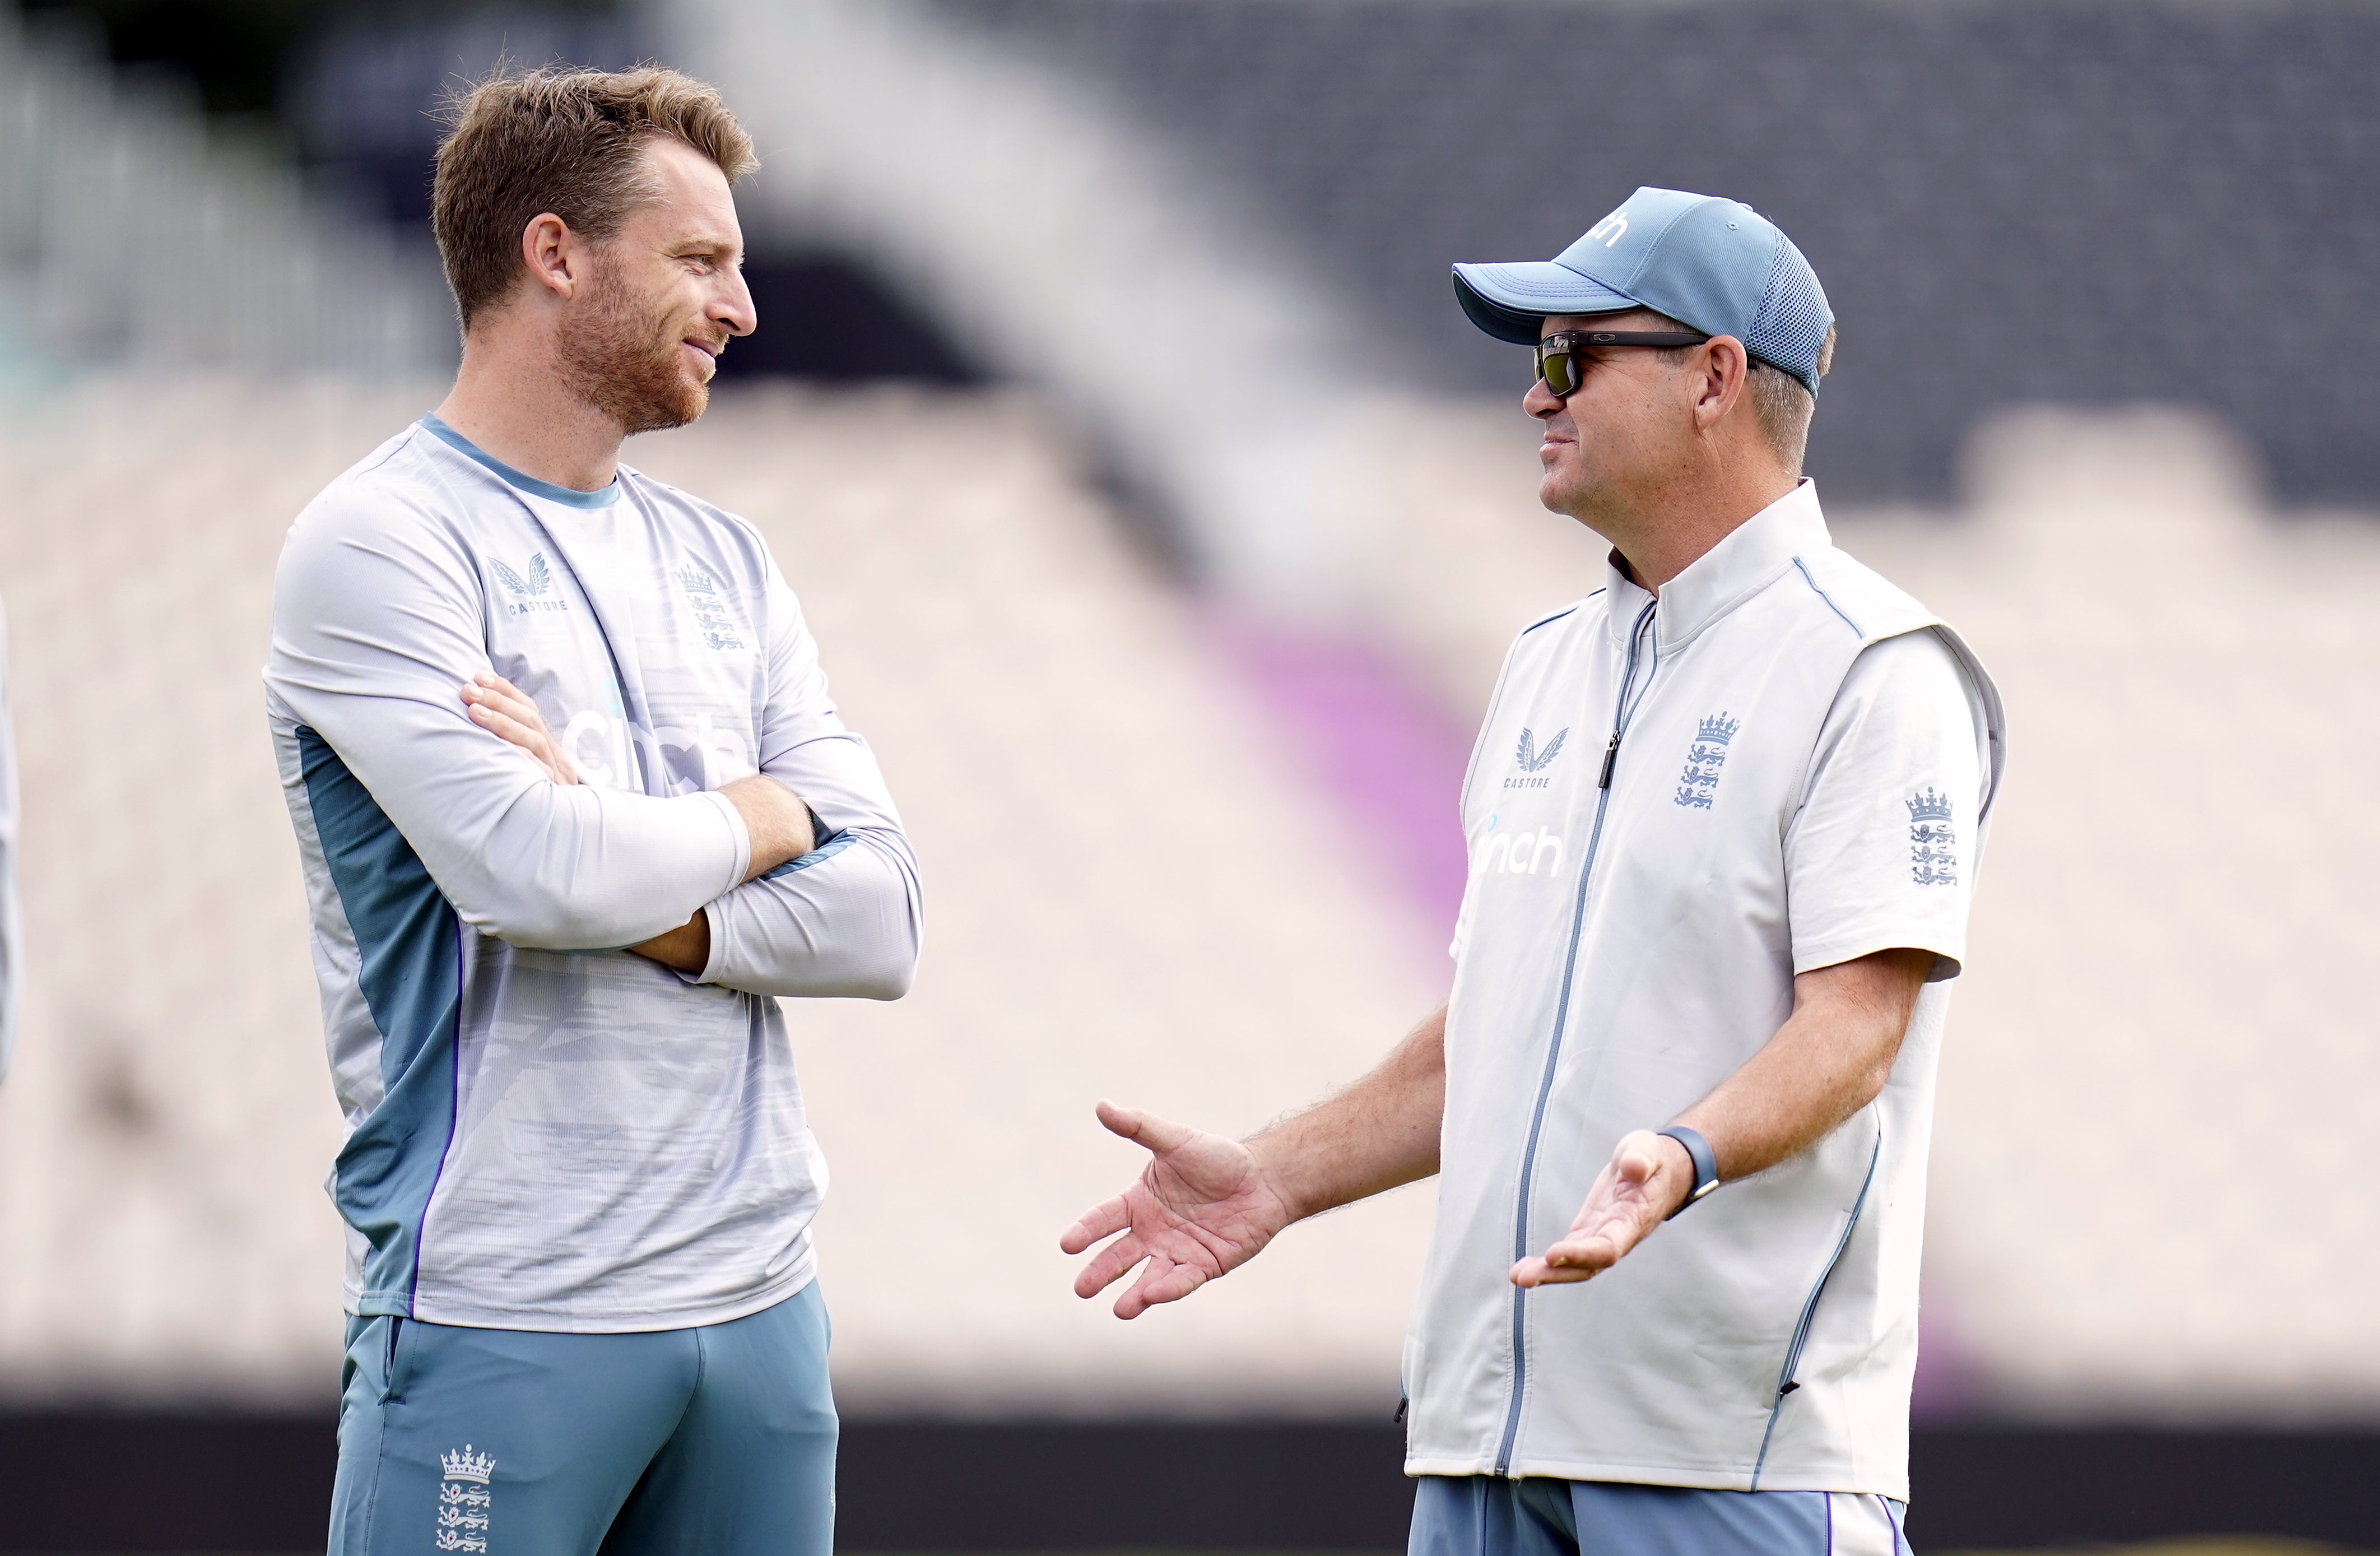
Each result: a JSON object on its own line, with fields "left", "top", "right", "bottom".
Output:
{"left": 625, "top": 379, "right": 710, "bottom": 436}
{"left": 674, "top": 363, "right": 716, "bottom": 422}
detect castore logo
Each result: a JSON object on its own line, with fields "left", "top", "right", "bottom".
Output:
{"left": 491, "top": 553, "right": 566, "bottom": 616}
{"left": 1507, "top": 726, "right": 1568, "bottom": 789}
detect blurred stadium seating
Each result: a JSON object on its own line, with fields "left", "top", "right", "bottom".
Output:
{"left": 0, "top": 379, "right": 388, "bottom": 1406}
{"left": 1843, "top": 409, "right": 2380, "bottom": 1424}
{"left": 946, "top": 0, "right": 2380, "bottom": 508}
{"left": 0, "top": 7, "right": 446, "bottom": 376}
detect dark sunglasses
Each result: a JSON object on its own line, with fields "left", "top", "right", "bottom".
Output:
{"left": 1535, "top": 329, "right": 1710, "bottom": 397}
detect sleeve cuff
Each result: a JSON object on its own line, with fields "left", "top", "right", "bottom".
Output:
{"left": 1793, "top": 931, "right": 1964, "bottom": 983}
{"left": 671, "top": 899, "right": 728, "bottom": 988}
{"left": 700, "top": 788, "right": 751, "bottom": 886}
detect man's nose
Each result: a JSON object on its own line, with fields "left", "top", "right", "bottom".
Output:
{"left": 718, "top": 271, "right": 757, "bottom": 338}
{"left": 1523, "top": 375, "right": 1564, "bottom": 419}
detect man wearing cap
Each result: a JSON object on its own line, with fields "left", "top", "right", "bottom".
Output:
{"left": 1062, "top": 187, "right": 2005, "bottom": 1554}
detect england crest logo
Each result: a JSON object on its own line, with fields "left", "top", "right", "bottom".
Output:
{"left": 1907, "top": 787, "right": 1957, "bottom": 886}
{"left": 435, "top": 1445, "right": 494, "bottom": 1552}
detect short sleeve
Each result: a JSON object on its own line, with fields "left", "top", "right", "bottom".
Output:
{"left": 1786, "top": 629, "right": 1990, "bottom": 982}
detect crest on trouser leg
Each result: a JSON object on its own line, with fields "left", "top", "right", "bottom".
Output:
{"left": 435, "top": 1445, "right": 494, "bottom": 1553}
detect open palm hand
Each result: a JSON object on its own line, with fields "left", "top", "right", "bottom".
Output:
{"left": 1060, "top": 1100, "right": 1298, "bottom": 1320}
{"left": 1511, "top": 1129, "right": 1692, "bottom": 1287}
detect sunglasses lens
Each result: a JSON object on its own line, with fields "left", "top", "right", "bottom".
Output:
{"left": 1538, "top": 350, "right": 1578, "bottom": 397}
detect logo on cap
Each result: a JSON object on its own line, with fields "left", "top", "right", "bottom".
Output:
{"left": 1585, "top": 209, "right": 1629, "bottom": 248}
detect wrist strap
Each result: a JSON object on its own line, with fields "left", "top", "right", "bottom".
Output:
{"left": 1656, "top": 1126, "right": 1720, "bottom": 1219}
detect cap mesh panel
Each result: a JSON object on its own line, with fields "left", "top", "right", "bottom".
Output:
{"left": 1744, "top": 234, "right": 1832, "bottom": 394}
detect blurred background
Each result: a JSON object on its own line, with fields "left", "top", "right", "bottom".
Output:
{"left": 0, "top": 0, "right": 2376, "bottom": 1550}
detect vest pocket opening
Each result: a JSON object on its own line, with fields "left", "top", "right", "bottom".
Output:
{"left": 1750, "top": 1124, "right": 1884, "bottom": 1485}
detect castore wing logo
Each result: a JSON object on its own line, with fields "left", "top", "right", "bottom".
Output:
{"left": 1507, "top": 727, "right": 1568, "bottom": 789}
{"left": 492, "top": 553, "right": 565, "bottom": 616}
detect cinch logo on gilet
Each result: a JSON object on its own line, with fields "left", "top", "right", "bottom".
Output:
{"left": 1473, "top": 814, "right": 1565, "bottom": 879}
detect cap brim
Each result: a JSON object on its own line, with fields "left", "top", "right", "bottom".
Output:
{"left": 1452, "top": 261, "right": 1640, "bottom": 344}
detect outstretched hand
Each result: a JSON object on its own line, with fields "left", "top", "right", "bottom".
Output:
{"left": 1060, "top": 1100, "right": 1298, "bottom": 1320}
{"left": 1511, "top": 1128, "right": 1694, "bottom": 1288}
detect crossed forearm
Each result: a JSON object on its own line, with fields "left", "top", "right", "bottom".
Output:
{"left": 719, "top": 773, "right": 817, "bottom": 882}
{"left": 1254, "top": 1005, "right": 1447, "bottom": 1224}
{"left": 461, "top": 674, "right": 821, "bottom": 973}
{"left": 626, "top": 774, "right": 816, "bottom": 972}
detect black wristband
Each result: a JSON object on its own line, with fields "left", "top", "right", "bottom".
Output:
{"left": 1656, "top": 1125, "right": 1720, "bottom": 1219}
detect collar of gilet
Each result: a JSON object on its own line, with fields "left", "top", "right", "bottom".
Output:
{"left": 1602, "top": 478, "right": 1830, "bottom": 652}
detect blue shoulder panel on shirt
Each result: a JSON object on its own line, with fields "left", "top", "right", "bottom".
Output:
{"left": 296, "top": 726, "right": 463, "bottom": 1317}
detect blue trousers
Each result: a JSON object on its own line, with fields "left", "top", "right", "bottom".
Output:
{"left": 1410, "top": 1474, "right": 1912, "bottom": 1556}
{"left": 328, "top": 1283, "right": 835, "bottom": 1556}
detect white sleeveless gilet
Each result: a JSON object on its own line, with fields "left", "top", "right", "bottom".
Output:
{"left": 1407, "top": 482, "right": 2006, "bottom": 1498}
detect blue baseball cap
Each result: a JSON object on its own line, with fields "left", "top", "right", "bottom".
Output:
{"left": 1453, "top": 187, "right": 1834, "bottom": 395}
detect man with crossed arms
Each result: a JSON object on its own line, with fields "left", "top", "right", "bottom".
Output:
{"left": 267, "top": 67, "right": 918, "bottom": 1554}
{"left": 1065, "top": 189, "right": 2005, "bottom": 1554}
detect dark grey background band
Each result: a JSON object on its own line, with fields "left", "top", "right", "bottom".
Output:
{"left": 1656, "top": 1125, "right": 1720, "bottom": 1216}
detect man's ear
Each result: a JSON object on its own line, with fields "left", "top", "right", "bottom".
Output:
{"left": 1690, "top": 335, "right": 1751, "bottom": 432}
{"left": 519, "top": 212, "right": 579, "bottom": 303}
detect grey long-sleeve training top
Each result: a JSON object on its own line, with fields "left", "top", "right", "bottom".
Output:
{"left": 264, "top": 416, "right": 921, "bottom": 1331}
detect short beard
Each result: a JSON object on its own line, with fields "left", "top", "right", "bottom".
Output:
{"left": 558, "top": 261, "right": 709, "bottom": 436}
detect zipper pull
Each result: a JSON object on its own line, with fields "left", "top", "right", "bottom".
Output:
{"left": 1598, "top": 732, "right": 1620, "bottom": 788}
{"left": 1393, "top": 1395, "right": 1409, "bottom": 1424}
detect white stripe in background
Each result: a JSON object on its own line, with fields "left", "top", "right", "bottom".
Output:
{"left": 661, "top": 0, "right": 1366, "bottom": 607}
